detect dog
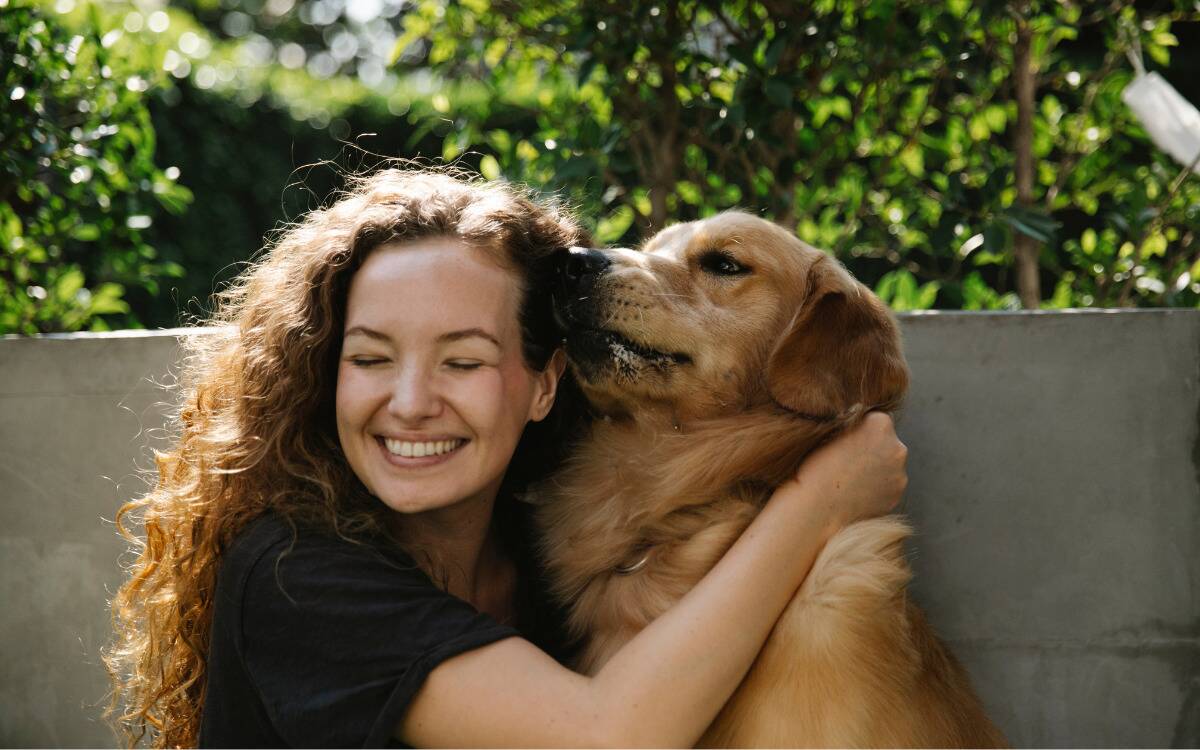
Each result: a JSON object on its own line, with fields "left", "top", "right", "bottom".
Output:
{"left": 530, "top": 211, "right": 1007, "bottom": 747}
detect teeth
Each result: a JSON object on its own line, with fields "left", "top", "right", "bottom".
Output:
{"left": 383, "top": 438, "right": 463, "bottom": 458}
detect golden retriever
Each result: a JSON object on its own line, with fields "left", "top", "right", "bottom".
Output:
{"left": 531, "top": 211, "right": 1007, "bottom": 747}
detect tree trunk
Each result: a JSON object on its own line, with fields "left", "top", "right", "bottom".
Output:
{"left": 648, "top": 136, "right": 675, "bottom": 234}
{"left": 1012, "top": 11, "right": 1042, "bottom": 309}
{"left": 646, "top": 9, "right": 682, "bottom": 234}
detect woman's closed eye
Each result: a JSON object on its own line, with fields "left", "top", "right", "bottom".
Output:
{"left": 446, "top": 359, "right": 484, "bottom": 371}
{"left": 346, "top": 355, "right": 388, "bottom": 367}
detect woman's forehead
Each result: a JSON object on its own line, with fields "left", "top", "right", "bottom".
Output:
{"left": 345, "top": 239, "right": 523, "bottom": 338}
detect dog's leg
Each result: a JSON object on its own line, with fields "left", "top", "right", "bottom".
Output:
{"left": 699, "top": 516, "right": 1004, "bottom": 748}
{"left": 698, "top": 516, "right": 914, "bottom": 747}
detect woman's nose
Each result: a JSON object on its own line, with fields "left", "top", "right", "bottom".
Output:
{"left": 387, "top": 366, "right": 443, "bottom": 422}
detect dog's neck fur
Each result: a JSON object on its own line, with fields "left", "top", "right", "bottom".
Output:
{"left": 531, "top": 401, "right": 853, "bottom": 605}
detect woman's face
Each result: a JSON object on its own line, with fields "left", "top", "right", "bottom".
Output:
{"left": 335, "top": 238, "right": 561, "bottom": 517}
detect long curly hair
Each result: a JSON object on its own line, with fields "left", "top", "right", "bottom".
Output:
{"left": 104, "top": 168, "right": 589, "bottom": 747}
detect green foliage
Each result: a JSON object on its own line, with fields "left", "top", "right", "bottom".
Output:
{"left": 33, "top": 0, "right": 469, "bottom": 327}
{"left": 876, "top": 269, "right": 941, "bottom": 313}
{"left": 394, "top": 0, "right": 1200, "bottom": 310}
{"left": 0, "top": 2, "right": 191, "bottom": 333}
{"left": 5, "top": 0, "right": 1199, "bottom": 333}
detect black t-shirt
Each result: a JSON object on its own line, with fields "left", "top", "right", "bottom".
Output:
{"left": 198, "top": 511, "right": 569, "bottom": 748}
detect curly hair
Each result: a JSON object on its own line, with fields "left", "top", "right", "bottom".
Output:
{"left": 104, "top": 168, "right": 589, "bottom": 747}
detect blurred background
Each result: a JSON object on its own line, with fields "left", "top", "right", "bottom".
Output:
{"left": 3, "top": 4, "right": 1200, "bottom": 746}
{"left": 2, "top": 0, "right": 1199, "bottom": 334}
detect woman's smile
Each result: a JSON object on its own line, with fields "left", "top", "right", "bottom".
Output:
{"left": 375, "top": 435, "right": 470, "bottom": 466}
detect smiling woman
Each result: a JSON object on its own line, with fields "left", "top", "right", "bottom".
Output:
{"left": 335, "top": 238, "right": 561, "bottom": 549}
{"left": 105, "top": 167, "right": 908, "bottom": 749}
{"left": 104, "top": 169, "right": 586, "bottom": 747}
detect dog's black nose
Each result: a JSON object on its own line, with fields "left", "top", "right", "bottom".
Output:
{"left": 555, "top": 246, "right": 611, "bottom": 289}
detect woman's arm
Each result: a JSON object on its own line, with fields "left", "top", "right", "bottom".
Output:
{"left": 400, "top": 412, "right": 908, "bottom": 748}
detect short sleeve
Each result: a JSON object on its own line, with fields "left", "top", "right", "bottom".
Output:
{"left": 233, "top": 521, "right": 519, "bottom": 748}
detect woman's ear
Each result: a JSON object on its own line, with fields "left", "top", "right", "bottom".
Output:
{"left": 529, "top": 348, "right": 567, "bottom": 422}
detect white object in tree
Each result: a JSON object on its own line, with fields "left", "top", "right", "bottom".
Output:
{"left": 1122, "top": 70, "right": 1200, "bottom": 174}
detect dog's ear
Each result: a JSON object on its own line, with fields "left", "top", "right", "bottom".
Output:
{"left": 766, "top": 257, "right": 909, "bottom": 417}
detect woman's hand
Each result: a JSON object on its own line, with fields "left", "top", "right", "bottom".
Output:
{"left": 789, "top": 411, "right": 908, "bottom": 533}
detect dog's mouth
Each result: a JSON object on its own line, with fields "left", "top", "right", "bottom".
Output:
{"left": 569, "top": 327, "right": 692, "bottom": 369}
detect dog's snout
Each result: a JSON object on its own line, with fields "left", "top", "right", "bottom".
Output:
{"left": 556, "top": 246, "right": 611, "bottom": 288}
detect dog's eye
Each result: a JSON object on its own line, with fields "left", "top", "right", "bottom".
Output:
{"left": 698, "top": 251, "right": 750, "bottom": 277}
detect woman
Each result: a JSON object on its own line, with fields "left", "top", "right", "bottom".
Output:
{"left": 106, "top": 168, "right": 907, "bottom": 747}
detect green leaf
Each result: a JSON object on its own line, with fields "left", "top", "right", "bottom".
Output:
{"left": 1045, "top": 275, "right": 1074, "bottom": 309}
{"left": 875, "top": 271, "right": 898, "bottom": 301}
{"left": 442, "top": 135, "right": 465, "bottom": 162}
{"left": 968, "top": 115, "right": 991, "bottom": 141}
{"left": 946, "top": 0, "right": 969, "bottom": 17}
{"left": 595, "top": 205, "right": 635, "bottom": 244}
{"left": 479, "top": 154, "right": 501, "bottom": 180}
{"left": 676, "top": 180, "right": 702, "bottom": 206}
{"left": 972, "top": 251, "right": 1008, "bottom": 266}
{"left": 54, "top": 268, "right": 85, "bottom": 303}
{"left": 1081, "top": 229, "right": 1097, "bottom": 255}
{"left": 983, "top": 105, "right": 1007, "bottom": 132}
{"left": 1141, "top": 232, "right": 1167, "bottom": 258}
{"left": 898, "top": 145, "right": 924, "bottom": 177}
{"left": 875, "top": 269, "right": 929, "bottom": 312}
{"left": 961, "top": 272, "right": 1000, "bottom": 310}
{"left": 1001, "top": 206, "right": 1061, "bottom": 243}
{"left": 1006, "top": 217, "right": 1051, "bottom": 242}
{"left": 810, "top": 97, "right": 850, "bottom": 127}
{"left": 86, "top": 282, "right": 129, "bottom": 315}
{"left": 71, "top": 224, "right": 101, "bottom": 241}
{"left": 915, "top": 280, "right": 941, "bottom": 309}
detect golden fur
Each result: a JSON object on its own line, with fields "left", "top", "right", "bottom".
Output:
{"left": 532, "top": 212, "right": 1006, "bottom": 747}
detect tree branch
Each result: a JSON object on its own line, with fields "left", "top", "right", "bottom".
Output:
{"left": 1011, "top": 5, "right": 1043, "bottom": 308}
{"left": 1116, "top": 150, "right": 1200, "bottom": 305}
{"left": 1044, "top": 48, "right": 1121, "bottom": 210}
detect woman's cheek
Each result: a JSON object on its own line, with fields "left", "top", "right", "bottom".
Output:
{"left": 458, "top": 367, "right": 507, "bottom": 414}
{"left": 336, "top": 365, "right": 381, "bottom": 426}
{"left": 456, "top": 368, "right": 518, "bottom": 435}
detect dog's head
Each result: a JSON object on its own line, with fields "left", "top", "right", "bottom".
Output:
{"left": 550, "top": 211, "right": 908, "bottom": 422}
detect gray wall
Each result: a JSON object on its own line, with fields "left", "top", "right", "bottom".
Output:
{"left": 900, "top": 311, "right": 1199, "bottom": 748}
{"left": 0, "top": 331, "right": 183, "bottom": 746}
{"left": 1, "top": 311, "right": 1197, "bottom": 747}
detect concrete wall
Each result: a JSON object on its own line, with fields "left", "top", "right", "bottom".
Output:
{"left": 0, "top": 331, "right": 183, "bottom": 746}
{"left": 900, "top": 311, "right": 1199, "bottom": 748}
{"left": 0, "top": 311, "right": 1197, "bottom": 747}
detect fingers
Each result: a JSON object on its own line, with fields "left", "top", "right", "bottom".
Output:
{"left": 860, "top": 411, "right": 901, "bottom": 445}
{"left": 788, "top": 410, "right": 910, "bottom": 521}
{"left": 863, "top": 411, "right": 907, "bottom": 457}
{"left": 854, "top": 411, "right": 909, "bottom": 513}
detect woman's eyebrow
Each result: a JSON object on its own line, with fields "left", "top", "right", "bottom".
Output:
{"left": 343, "top": 325, "right": 390, "bottom": 342}
{"left": 438, "top": 328, "right": 501, "bottom": 348}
